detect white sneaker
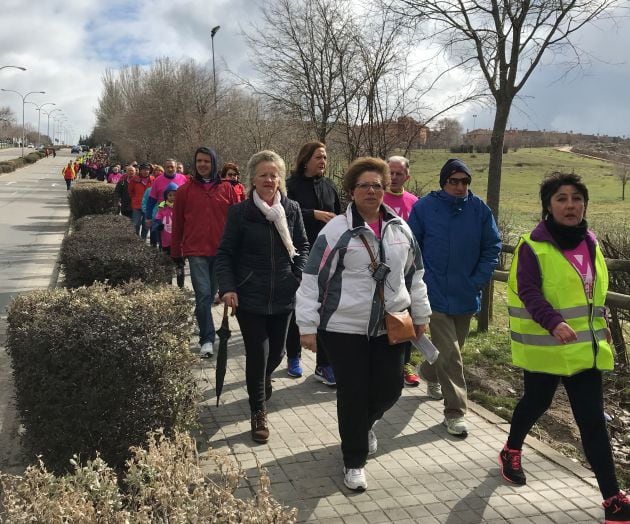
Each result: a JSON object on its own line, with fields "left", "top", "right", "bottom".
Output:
{"left": 443, "top": 416, "right": 468, "bottom": 437}
{"left": 343, "top": 467, "right": 367, "bottom": 491}
{"left": 427, "top": 381, "right": 443, "bottom": 400}
{"left": 200, "top": 342, "right": 214, "bottom": 358}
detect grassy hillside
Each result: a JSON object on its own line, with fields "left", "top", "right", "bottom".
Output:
{"left": 406, "top": 147, "right": 630, "bottom": 232}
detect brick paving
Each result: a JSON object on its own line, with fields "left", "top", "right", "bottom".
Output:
{"left": 194, "top": 305, "right": 606, "bottom": 523}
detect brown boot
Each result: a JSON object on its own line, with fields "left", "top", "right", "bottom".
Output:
{"left": 251, "top": 409, "right": 269, "bottom": 443}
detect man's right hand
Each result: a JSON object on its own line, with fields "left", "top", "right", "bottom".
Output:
{"left": 222, "top": 292, "right": 239, "bottom": 315}
{"left": 314, "top": 210, "right": 336, "bottom": 223}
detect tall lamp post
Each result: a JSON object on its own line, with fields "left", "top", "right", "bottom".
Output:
{"left": 211, "top": 25, "right": 220, "bottom": 106}
{"left": 43, "top": 108, "right": 61, "bottom": 144}
{"left": 0, "top": 88, "right": 45, "bottom": 157}
{"left": 26, "top": 101, "right": 55, "bottom": 145}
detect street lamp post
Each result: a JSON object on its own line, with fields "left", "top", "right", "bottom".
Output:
{"left": 43, "top": 108, "right": 61, "bottom": 144}
{"left": 211, "top": 25, "right": 220, "bottom": 106}
{"left": 0, "top": 88, "right": 45, "bottom": 157}
{"left": 26, "top": 101, "right": 55, "bottom": 145}
{"left": 473, "top": 114, "right": 478, "bottom": 130}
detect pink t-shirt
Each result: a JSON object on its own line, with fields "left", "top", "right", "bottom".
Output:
{"left": 383, "top": 191, "right": 418, "bottom": 221}
{"left": 563, "top": 240, "right": 594, "bottom": 300}
{"left": 149, "top": 173, "right": 189, "bottom": 202}
{"left": 368, "top": 220, "right": 381, "bottom": 239}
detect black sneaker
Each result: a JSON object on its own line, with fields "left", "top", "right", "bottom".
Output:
{"left": 603, "top": 491, "right": 630, "bottom": 523}
{"left": 265, "top": 375, "right": 272, "bottom": 401}
{"left": 499, "top": 444, "right": 526, "bottom": 485}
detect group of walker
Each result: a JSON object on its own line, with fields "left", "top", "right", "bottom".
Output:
{"left": 111, "top": 142, "right": 628, "bottom": 523}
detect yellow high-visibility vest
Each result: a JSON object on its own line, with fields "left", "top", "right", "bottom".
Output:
{"left": 507, "top": 234, "right": 614, "bottom": 376}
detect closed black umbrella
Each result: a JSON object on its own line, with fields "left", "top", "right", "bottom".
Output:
{"left": 215, "top": 303, "right": 231, "bottom": 406}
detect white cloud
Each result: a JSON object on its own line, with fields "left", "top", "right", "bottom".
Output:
{"left": 1, "top": 0, "right": 627, "bottom": 144}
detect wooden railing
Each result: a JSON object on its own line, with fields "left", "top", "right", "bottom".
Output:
{"left": 496, "top": 245, "right": 630, "bottom": 309}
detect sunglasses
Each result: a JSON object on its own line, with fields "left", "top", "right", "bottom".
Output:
{"left": 446, "top": 177, "right": 471, "bottom": 187}
{"left": 354, "top": 183, "right": 384, "bottom": 191}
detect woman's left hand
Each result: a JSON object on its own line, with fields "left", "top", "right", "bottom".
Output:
{"left": 414, "top": 324, "right": 428, "bottom": 338}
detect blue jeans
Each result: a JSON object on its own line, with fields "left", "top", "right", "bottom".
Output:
{"left": 188, "top": 256, "right": 217, "bottom": 346}
{"left": 132, "top": 209, "right": 148, "bottom": 240}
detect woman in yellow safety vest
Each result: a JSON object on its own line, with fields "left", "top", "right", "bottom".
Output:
{"left": 500, "top": 172, "right": 628, "bottom": 524}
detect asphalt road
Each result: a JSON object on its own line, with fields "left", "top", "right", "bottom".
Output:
{"left": 0, "top": 149, "right": 72, "bottom": 473}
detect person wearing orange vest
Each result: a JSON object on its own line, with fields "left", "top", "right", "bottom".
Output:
{"left": 62, "top": 162, "right": 75, "bottom": 191}
{"left": 500, "top": 172, "right": 629, "bottom": 524}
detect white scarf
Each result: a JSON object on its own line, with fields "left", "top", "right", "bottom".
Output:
{"left": 253, "top": 190, "right": 298, "bottom": 259}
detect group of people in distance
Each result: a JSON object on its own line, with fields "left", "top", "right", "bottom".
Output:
{"left": 104, "top": 142, "right": 628, "bottom": 523}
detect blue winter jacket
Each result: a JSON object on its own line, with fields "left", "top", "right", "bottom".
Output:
{"left": 407, "top": 189, "right": 501, "bottom": 315}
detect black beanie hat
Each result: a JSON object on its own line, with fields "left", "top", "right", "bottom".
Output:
{"left": 439, "top": 158, "right": 472, "bottom": 188}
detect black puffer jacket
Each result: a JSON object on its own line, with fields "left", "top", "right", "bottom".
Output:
{"left": 215, "top": 195, "right": 309, "bottom": 315}
{"left": 286, "top": 175, "right": 341, "bottom": 245}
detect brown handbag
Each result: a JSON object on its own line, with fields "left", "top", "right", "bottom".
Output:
{"left": 359, "top": 235, "right": 416, "bottom": 345}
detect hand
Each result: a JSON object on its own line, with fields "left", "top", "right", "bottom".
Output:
{"left": 552, "top": 322, "right": 577, "bottom": 344}
{"left": 300, "top": 334, "right": 317, "bottom": 353}
{"left": 414, "top": 324, "right": 428, "bottom": 338}
{"left": 145, "top": 219, "right": 152, "bottom": 228}
{"left": 314, "top": 210, "right": 336, "bottom": 223}
{"left": 605, "top": 327, "right": 612, "bottom": 344}
{"left": 222, "top": 292, "right": 238, "bottom": 315}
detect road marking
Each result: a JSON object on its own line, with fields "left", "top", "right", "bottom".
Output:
{"left": 5, "top": 181, "right": 15, "bottom": 185}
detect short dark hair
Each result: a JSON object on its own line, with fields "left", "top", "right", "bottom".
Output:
{"left": 343, "top": 157, "right": 391, "bottom": 194}
{"left": 292, "top": 141, "right": 326, "bottom": 177}
{"left": 540, "top": 172, "right": 589, "bottom": 219}
{"left": 220, "top": 162, "right": 240, "bottom": 179}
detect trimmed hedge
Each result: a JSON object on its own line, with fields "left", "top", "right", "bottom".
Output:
{"left": 0, "top": 151, "right": 44, "bottom": 173}
{"left": 68, "top": 180, "right": 119, "bottom": 219}
{"left": 60, "top": 214, "right": 174, "bottom": 287}
{"left": 5, "top": 282, "right": 198, "bottom": 473}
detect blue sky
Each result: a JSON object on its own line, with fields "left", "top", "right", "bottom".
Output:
{"left": 0, "top": 0, "right": 627, "bottom": 143}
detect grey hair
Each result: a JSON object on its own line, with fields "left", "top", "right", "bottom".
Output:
{"left": 245, "top": 150, "right": 287, "bottom": 194}
{"left": 387, "top": 155, "right": 409, "bottom": 169}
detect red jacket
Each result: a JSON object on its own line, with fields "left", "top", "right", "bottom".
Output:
{"left": 127, "top": 175, "right": 154, "bottom": 210}
{"left": 171, "top": 179, "right": 238, "bottom": 258}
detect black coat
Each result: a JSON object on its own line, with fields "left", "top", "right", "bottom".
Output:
{"left": 286, "top": 174, "right": 341, "bottom": 245}
{"left": 215, "top": 195, "right": 309, "bottom": 315}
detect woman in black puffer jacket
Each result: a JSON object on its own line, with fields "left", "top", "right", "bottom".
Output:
{"left": 215, "top": 150, "right": 309, "bottom": 444}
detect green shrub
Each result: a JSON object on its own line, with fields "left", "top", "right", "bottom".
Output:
{"left": 60, "top": 214, "right": 174, "bottom": 287}
{"left": 68, "top": 180, "right": 119, "bottom": 219}
{"left": 23, "top": 152, "right": 41, "bottom": 164}
{"left": 0, "top": 431, "right": 298, "bottom": 522}
{"left": 5, "top": 283, "right": 198, "bottom": 473}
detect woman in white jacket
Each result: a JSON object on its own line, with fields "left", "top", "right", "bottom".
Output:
{"left": 296, "top": 157, "right": 431, "bottom": 492}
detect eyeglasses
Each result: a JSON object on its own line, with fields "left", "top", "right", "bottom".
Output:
{"left": 446, "top": 177, "right": 471, "bottom": 187}
{"left": 354, "top": 183, "right": 384, "bottom": 191}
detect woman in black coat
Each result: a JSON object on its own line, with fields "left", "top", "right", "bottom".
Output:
{"left": 215, "top": 150, "right": 309, "bottom": 444}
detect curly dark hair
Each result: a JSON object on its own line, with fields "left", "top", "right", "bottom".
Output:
{"left": 540, "top": 172, "right": 589, "bottom": 219}
{"left": 342, "top": 157, "right": 391, "bottom": 194}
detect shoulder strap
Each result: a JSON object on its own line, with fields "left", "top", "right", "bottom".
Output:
{"left": 359, "top": 234, "right": 385, "bottom": 302}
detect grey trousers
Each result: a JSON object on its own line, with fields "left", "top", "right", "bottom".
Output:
{"left": 420, "top": 311, "right": 472, "bottom": 419}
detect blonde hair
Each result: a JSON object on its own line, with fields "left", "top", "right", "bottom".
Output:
{"left": 245, "top": 150, "right": 287, "bottom": 195}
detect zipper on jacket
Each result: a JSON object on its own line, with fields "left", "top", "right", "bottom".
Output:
{"left": 268, "top": 225, "right": 275, "bottom": 315}
{"left": 564, "top": 252, "right": 599, "bottom": 368}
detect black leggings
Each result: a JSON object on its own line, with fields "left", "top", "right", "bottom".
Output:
{"left": 236, "top": 310, "right": 291, "bottom": 412}
{"left": 507, "top": 368, "right": 618, "bottom": 499}
{"left": 321, "top": 331, "right": 404, "bottom": 468}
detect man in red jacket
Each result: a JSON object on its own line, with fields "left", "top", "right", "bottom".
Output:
{"left": 128, "top": 163, "right": 154, "bottom": 239}
{"left": 171, "top": 146, "right": 238, "bottom": 357}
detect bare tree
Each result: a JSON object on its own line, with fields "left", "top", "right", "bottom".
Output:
{"left": 615, "top": 163, "right": 630, "bottom": 201}
{"left": 388, "top": 0, "right": 620, "bottom": 330}
{"left": 243, "top": 0, "right": 359, "bottom": 143}
{"left": 427, "top": 118, "right": 463, "bottom": 149}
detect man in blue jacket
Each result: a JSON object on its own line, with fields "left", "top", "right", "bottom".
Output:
{"left": 408, "top": 158, "right": 501, "bottom": 437}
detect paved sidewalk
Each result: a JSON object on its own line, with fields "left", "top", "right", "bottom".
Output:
{"left": 195, "top": 306, "right": 605, "bottom": 523}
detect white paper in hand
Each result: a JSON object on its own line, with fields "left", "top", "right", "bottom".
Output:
{"left": 412, "top": 334, "right": 439, "bottom": 364}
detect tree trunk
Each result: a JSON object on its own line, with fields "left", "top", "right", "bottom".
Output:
{"left": 478, "top": 99, "right": 511, "bottom": 332}
{"left": 609, "top": 307, "right": 628, "bottom": 366}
